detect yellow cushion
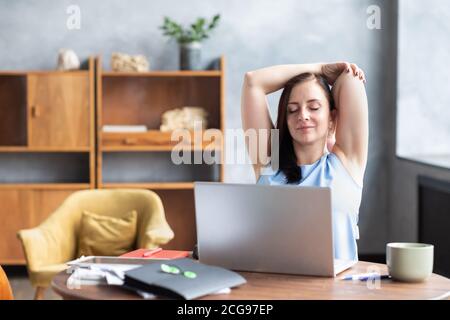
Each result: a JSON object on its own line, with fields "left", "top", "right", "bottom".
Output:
{"left": 77, "top": 210, "right": 137, "bottom": 257}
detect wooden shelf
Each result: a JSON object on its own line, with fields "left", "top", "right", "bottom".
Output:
{"left": 0, "top": 259, "right": 27, "bottom": 265}
{"left": 0, "top": 71, "right": 28, "bottom": 76}
{"left": 95, "top": 56, "right": 225, "bottom": 252}
{"left": 0, "top": 58, "right": 98, "bottom": 265}
{"left": 102, "top": 70, "right": 221, "bottom": 77}
{"left": 102, "top": 145, "right": 221, "bottom": 152}
{"left": 29, "top": 70, "right": 89, "bottom": 76}
{"left": 102, "top": 182, "right": 194, "bottom": 190}
{"left": 0, "top": 183, "right": 90, "bottom": 190}
{"left": 0, "top": 75, "right": 27, "bottom": 146}
{"left": 0, "top": 70, "right": 88, "bottom": 76}
{"left": 101, "top": 130, "right": 222, "bottom": 152}
{"left": 0, "top": 146, "right": 91, "bottom": 152}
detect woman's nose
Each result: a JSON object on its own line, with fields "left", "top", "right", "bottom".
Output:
{"left": 298, "top": 110, "right": 310, "bottom": 121}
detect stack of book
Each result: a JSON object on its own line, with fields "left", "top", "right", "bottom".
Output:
{"left": 102, "top": 125, "right": 148, "bottom": 133}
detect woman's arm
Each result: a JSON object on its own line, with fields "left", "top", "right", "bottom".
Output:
{"left": 241, "top": 63, "right": 323, "bottom": 180}
{"left": 331, "top": 67, "right": 369, "bottom": 186}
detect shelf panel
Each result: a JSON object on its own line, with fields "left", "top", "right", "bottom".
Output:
{"left": 0, "top": 152, "right": 91, "bottom": 184}
{"left": 0, "top": 71, "right": 28, "bottom": 76}
{"left": 102, "top": 182, "right": 194, "bottom": 190}
{"left": 0, "top": 75, "right": 27, "bottom": 146}
{"left": 102, "top": 145, "right": 222, "bottom": 152}
{"left": 102, "top": 70, "right": 221, "bottom": 77}
{"left": 0, "top": 146, "right": 91, "bottom": 152}
{"left": 0, "top": 259, "right": 26, "bottom": 265}
{"left": 29, "top": 71, "right": 89, "bottom": 76}
{"left": 0, "top": 70, "right": 89, "bottom": 76}
{"left": 0, "top": 183, "right": 90, "bottom": 190}
{"left": 101, "top": 130, "right": 222, "bottom": 152}
{"left": 101, "top": 77, "right": 221, "bottom": 129}
{"left": 101, "top": 151, "right": 220, "bottom": 184}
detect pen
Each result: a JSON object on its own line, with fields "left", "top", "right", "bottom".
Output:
{"left": 359, "top": 275, "right": 391, "bottom": 281}
{"left": 341, "top": 273, "right": 383, "bottom": 280}
{"left": 143, "top": 247, "right": 162, "bottom": 257}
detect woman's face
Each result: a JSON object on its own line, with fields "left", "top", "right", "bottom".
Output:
{"left": 286, "top": 80, "right": 334, "bottom": 146}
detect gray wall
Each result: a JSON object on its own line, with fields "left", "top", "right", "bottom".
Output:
{"left": 389, "top": 0, "right": 450, "bottom": 243}
{"left": 0, "top": 0, "right": 400, "bottom": 254}
{"left": 397, "top": 0, "right": 450, "bottom": 158}
{"left": 389, "top": 159, "right": 450, "bottom": 243}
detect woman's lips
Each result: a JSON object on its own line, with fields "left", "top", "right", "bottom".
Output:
{"left": 296, "top": 126, "right": 315, "bottom": 131}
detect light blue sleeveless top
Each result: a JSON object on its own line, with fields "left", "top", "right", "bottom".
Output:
{"left": 257, "top": 152, "right": 362, "bottom": 261}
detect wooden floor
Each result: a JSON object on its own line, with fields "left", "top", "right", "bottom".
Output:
{"left": 4, "top": 266, "right": 61, "bottom": 300}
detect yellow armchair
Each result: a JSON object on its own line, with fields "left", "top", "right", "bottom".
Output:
{"left": 17, "top": 189, "right": 174, "bottom": 299}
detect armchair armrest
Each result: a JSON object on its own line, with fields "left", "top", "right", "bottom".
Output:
{"left": 17, "top": 226, "right": 75, "bottom": 272}
{"left": 17, "top": 198, "right": 80, "bottom": 272}
{"left": 17, "top": 227, "right": 74, "bottom": 288}
{"left": 137, "top": 191, "right": 174, "bottom": 248}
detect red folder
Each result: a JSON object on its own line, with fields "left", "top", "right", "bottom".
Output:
{"left": 120, "top": 248, "right": 190, "bottom": 259}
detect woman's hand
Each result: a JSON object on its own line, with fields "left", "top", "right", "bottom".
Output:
{"left": 321, "top": 62, "right": 366, "bottom": 85}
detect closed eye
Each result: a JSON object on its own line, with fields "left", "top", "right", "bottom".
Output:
{"left": 288, "top": 106, "right": 299, "bottom": 113}
{"left": 308, "top": 102, "right": 321, "bottom": 111}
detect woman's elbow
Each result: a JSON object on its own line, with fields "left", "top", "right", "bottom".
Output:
{"left": 244, "top": 71, "right": 257, "bottom": 87}
{"left": 332, "top": 71, "right": 366, "bottom": 95}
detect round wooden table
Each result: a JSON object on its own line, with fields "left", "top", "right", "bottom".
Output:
{"left": 52, "top": 261, "right": 450, "bottom": 300}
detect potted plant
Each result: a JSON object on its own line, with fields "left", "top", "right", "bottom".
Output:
{"left": 159, "top": 14, "right": 220, "bottom": 70}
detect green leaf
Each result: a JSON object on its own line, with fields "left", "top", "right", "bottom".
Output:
{"left": 159, "top": 14, "right": 220, "bottom": 43}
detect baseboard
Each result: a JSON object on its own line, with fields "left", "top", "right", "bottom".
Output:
{"left": 359, "top": 254, "right": 385, "bottom": 264}
{"left": 2, "top": 265, "right": 28, "bottom": 277}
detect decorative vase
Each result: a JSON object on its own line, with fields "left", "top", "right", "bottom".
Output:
{"left": 179, "top": 41, "right": 202, "bottom": 70}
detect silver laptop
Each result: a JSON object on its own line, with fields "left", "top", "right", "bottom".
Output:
{"left": 194, "top": 182, "right": 356, "bottom": 277}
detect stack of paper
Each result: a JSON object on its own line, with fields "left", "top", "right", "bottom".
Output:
{"left": 65, "top": 257, "right": 238, "bottom": 299}
{"left": 66, "top": 264, "right": 138, "bottom": 288}
{"left": 102, "top": 125, "right": 147, "bottom": 133}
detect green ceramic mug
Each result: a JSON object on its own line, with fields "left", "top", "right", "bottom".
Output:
{"left": 386, "top": 243, "right": 434, "bottom": 282}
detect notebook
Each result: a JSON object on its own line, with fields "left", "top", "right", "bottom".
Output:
{"left": 120, "top": 248, "right": 190, "bottom": 259}
{"left": 124, "top": 258, "right": 246, "bottom": 300}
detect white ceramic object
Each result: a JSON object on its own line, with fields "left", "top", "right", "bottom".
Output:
{"left": 386, "top": 242, "right": 434, "bottom": 282}
{"left": 57, "top": 49, "right": 80, "bottom": 71}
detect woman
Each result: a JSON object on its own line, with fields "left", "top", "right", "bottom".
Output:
{"left": 241, "top": 62, "right": 368, "bottom": 261}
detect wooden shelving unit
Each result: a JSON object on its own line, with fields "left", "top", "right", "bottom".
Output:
{"left": 101, "top": 70, "right": 222, "bottom": 77}
{"left": 101, "top": 130, "right": 222, "bottom": 152}
{"left": 0, "top": 184, "right": 91, "bottom": 190}
{"left": 96, "top": 56, "right": 225, "bottom": 250}
{"left": 103, "top": 182, "right": 195, "bottom": 190}
{"left": 0, "top": 58, "right": 96, "bottom": 264}
{"left": 0, "top": 147, "right": 91, "bottom": 152}
{"left": 0, "top": 56, "right": 225, "bottom": 263}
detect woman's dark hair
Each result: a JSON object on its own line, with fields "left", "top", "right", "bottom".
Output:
{"left": 276, "top": 73, "right": 335, "bottom": 184}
